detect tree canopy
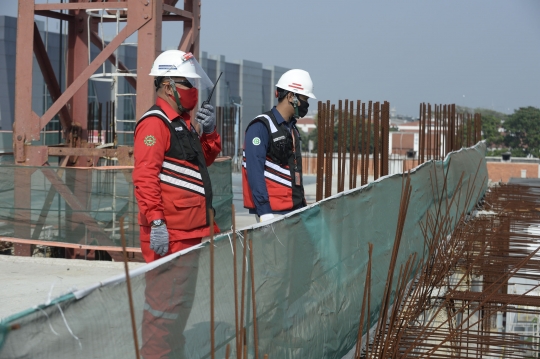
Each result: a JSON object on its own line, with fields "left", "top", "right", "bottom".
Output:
{"left": 503, "top": 106, "right": 540, "bottom": 157}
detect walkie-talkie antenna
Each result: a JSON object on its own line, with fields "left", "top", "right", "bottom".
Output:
{"left": 203, "top": 72, "right": 223, "bottom": 106}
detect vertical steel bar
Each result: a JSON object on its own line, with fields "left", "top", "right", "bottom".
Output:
{"left": 354, "top": 243, "right": 373, "bottom": 359}
{"left": 353, "top": 100, "right": 361, "bottom": 188}
{"left": 439, "top": 104, "right": 442, "bottom": 159}
{"left": 467, "top": 113, "right": 472, "bottom": 147}
{"left": 443, "top": 104, "right": 447, "bottom": 156}
{"left": 419, "top": 103, "right": 424, "bottom": 164}
{"left": 435, "top": 105, "right": 439, "bottom": 160}
{"left": 342, "top": 100, "right": 347, "bottom": 191}
{"left": 13, "top": 0, "right": 36, "bottom": 161}
{"left": 451, "top": 104, "right": 455, "bottom": 151}
{"left": 373, "top": 102, "right": 380, "bottom": 181}
{"left": 210, "top": 209, "right": 215, "bottom": 359}
{"left": 434, "top": 105, "right": 438, "bottom": 160}
{"left": 366, "top": 101, "right": 372, "bottom": 182}
{"left": 240, "top": 230, "right": 248, "bottom": 359}
{"left": 316, "top": 101, "right": 324, "bottom": 202}
{"left": 249, "top": 239, "right": 259, "bottom": 359}
{"left": 337, "top": 100, "right": 343, "bottom": 192}
{"left": 423, "top": 103, "right": 427, "bottom": 162}
{"left": 136, "top": 0, "right": 163, "bottom": 120}
{"left": 325, "top": 103, "right": 335, "bottom": 198}
{"left": 119, "top": 217, "right": 141, "bottom": 359}
{"left": 105, "top": 101, "right": 110, "bottom": 144}
{"left": 382, "top": 101, "right": 389, "bottom": 176}
{"left": 348, "top": 100, "right": 354, "bottom": 190}
{"left": 232, "top": 205, "right": 240, "bottom": 359}
{"left": 98, "top": 103, "right": 102, "bottom": 144}
{"left": 427, "top": 104, "right": 432, "bottom": 161}
{"left": 67, "top": 6, "right": 90, "bottom": 147}
{"left": 361, "top": 102, "right": 366, "bottom": 186}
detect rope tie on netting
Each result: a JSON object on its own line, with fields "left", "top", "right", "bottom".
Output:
{"left": 55, "top": 304, "right": 82, "bottom": 349}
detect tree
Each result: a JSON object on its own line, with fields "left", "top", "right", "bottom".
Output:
{"left": 503, "top": 106, "right": 540, "bottom": 157}
{"left": 481, "top": 114, "right": 504, "bottom": 146}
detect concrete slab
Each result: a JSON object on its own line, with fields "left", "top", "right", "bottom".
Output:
{"left": 0, "top": 255, "right": 144, "bottom": 319}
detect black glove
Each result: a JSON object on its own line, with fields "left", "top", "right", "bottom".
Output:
{"left": 196, "top": 103, "right": 216, "bottom": 133}
{"left": 150, "top": 224, "right": 169, "bottom": 256}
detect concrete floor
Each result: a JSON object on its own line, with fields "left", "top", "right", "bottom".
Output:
{"left": 0, "top": 173, "right": 365, "bottom": 320}
{"left": 0, "top": 255, "right": 144, "bottom": 319}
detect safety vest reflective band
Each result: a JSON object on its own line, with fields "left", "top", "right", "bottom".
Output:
{"left": 242, "top": 151, "right": 292, "bottom": 187}
{"left": 136, "top": 105, "right": 213, "bottom": 230}
{"left": 242, "top": 110, "right": 305, "bottom": 212}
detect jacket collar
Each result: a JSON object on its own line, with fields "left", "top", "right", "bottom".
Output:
{"left": 271, "top": 106, "right": 296, "bottom": 127}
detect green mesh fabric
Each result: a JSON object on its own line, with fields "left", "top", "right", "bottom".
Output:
{"left": 0, "top": 144, "right": 487, "bottom": 359}
{"left": 0, "top": 157, "right": 233, "bottom": 248}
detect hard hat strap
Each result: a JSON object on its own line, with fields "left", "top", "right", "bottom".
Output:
{"left": 291, "top": 94, "right": 299, "bottom": 119}
{"left": 168, "top": 78, "right": 188, "bottom": 113}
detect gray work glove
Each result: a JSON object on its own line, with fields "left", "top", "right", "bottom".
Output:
{"left": 150, "top": 224, "right": 169, "bottom": 256}
{"left": 196, "top": 103, "right": 216, "bottom": 133}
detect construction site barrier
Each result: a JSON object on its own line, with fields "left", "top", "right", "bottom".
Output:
{"left": 0, "top": 143, "right": 487, "bottom": 359}
{"left": 0, "top": 157, "right": 233, "bottom": 256}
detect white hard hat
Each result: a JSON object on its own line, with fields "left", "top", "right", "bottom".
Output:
{"left": 275, "top": 69, "right": 316, "bottom": 99}
{"left": 149, "top": 50, "right": 213, "bottom": 90}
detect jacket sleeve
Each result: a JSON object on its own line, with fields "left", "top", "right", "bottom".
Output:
{"left": 133, "top": 117, "right": 171, "bottom": 223}
{"left": 200, "top": 130, "right": 222, "bottom": 166}
{"left": 245, "top": 122, "right": 272, "bottom": 216}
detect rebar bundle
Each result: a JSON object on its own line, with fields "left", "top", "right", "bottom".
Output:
{"left": 316, "top": 99, "right": 390, "bottom": 201}
{"left": 356, "top": 178, "right": 540, "bottom": 358}
{"left": 417, "top": 103, "right": 482, "bottom": 165}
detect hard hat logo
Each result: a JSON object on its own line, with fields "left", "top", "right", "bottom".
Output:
{"left": 158, "top": 65, "right": 177, "bottom": 71}
{"left": 289, "top": 83, "right": 304, "bottom": 90}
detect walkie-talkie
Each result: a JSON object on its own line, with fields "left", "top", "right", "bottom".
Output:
{"left": 202, "top": 72, "right": 223, "bottom": 106}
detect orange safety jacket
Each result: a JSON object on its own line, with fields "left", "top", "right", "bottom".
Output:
{"left": 136, "top": 105, "right": 214, "bottom": 231}
{"left": 242, "top": 111, "right": 306, "bottom": 212}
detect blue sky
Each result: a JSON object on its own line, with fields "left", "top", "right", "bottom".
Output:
{"left": 3, "top": 0, "right": 539, "bottom": 117}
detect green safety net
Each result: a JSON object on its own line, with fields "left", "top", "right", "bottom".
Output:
{"left": 0, "top": 157, "right": 233, "bottom": 249}
{"left": 0, "top": 143, "right": 487, "bottom": 359}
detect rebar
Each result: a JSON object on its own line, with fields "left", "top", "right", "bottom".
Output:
{"left": 232, "top": 205, "right": 240, "bottom": 359}
{"left": 361, "top": 102, "right": 367, "bottom": 186}
{"left": 366, "top": 101, "right": 372, "bottom": 183}
{"left": 373, "top": 102, "right": 380, "bottom": 181}
{"left": 324, "top": 103, "right": 334, "bottom": 198}
{"left": 337, "top": 100, "right": 343, "bottom": 192}
{"left": 239, "top": 230, "right": 247, "bottom": 359}
{"left": 360, "top": 179, "right": 540, "bottom": 359}
{"left": 210, "top": 209, "right": 215, "bottom": 359}
{"left": 316, "top": 101, "right": 324, "bottom": 201}
{"left": 249, "top": 238, "right": 259, "bottom": 359}
{"left": 119, "top": 216, "right": 140, "bottom": 359}
{"left": 353, "top": 100, "right": 361, "bottom": 188}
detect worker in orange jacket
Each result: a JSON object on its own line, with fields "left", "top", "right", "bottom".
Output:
{"left": 133, "top": 49, "right": 221, "bottom": 359}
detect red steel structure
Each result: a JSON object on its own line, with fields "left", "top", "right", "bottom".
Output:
{"left": 12, "top": 0, "right": 201, "bottom": 257}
